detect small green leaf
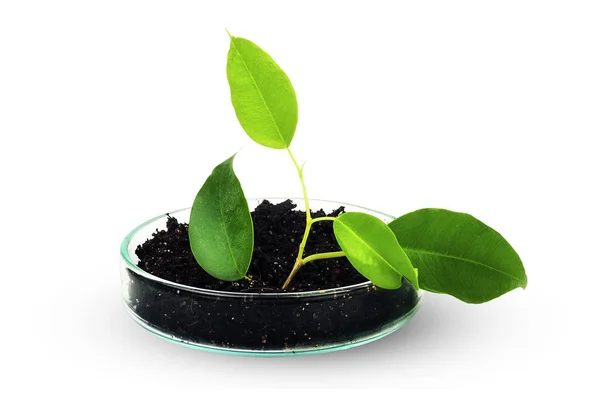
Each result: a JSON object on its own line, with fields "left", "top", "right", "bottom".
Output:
{"left": 333, "top": 212, "right": 418, "bottom": 290}
{"left": 226, "top": 34, "right": 298, "bottom": 149}
{"left": 188, "top": 154, "right": 253, "bottom": 281}
{"left": 388, "top": 209, "right": 527, "bottom": 304}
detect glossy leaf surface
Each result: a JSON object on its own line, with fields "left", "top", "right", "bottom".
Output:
{"left": 333, "top": 212, "right": 418, "bottom": 290}
{"left": 226, "top": 35, "right": 297, "bottom": 149}
{"left": 188, "top": 155, "right": 253, "bottom": 281}
{"left": 389, "top": 208, "right": 527, "bottom": 303}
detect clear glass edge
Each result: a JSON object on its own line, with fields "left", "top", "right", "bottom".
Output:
{"left": 120, "top": 197, "right": 420, "bottom": 299}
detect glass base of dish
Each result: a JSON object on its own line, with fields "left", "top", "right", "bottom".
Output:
{"left": 124, "top": 299, "right": 421, "bottom": 356}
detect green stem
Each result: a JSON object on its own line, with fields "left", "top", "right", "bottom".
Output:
{"left": 282, "top": 147, "right": 312, "bottom": 289}
{"left": 286, "top": 147, "right": 310, "bottom": 225}
{"left": 302, "top": 251, "right": 345, "bottom": 265}
{"left": 281, "top": 258, "right": 304, "bottom": 289}
{"left": 281, "top": 148, "right": 340, "bottom": 289}
{"left": 311, "top": 216, "right": 336, "bottom": 223}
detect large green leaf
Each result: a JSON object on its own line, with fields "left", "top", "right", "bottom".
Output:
{"left": 188, "top": 154, "right": 253, "bottom": 281}
{"left": 226, "top": 34, "right": 298, "bottom": 149}
{"left": 388, "top": 209, "right": 527, "bottom": 303}
{"left": 333, "top": 212, "right": 419, "bottom": 290}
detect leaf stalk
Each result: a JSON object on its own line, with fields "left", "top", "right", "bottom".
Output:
{"left": 302, "top": 251, "right": 345, "bottom": 265}
{"left": 312, "top": 216, "right": 336, "bottom": 223}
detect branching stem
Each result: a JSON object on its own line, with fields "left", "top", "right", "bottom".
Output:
{"left": 281, "top": 148, "right": 341, "bottom": 289}
{"left": 282, "top": 251, "right": 346, "bottom": 289}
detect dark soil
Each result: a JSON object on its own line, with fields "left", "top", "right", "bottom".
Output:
{"left": 135, "top": 199, "right": 368, "bottom": 292}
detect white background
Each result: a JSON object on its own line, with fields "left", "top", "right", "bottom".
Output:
{"left": 1, "top": 0, "right": 599, "bottom": 398}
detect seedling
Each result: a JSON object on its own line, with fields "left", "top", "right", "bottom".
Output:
{"left": 188, "top": 33, "right": 527, "bottom": 303}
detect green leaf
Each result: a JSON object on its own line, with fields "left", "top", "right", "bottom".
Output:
{"left": 388, "top": 209, "right": 527, "bottom": 304}
{"left": 188, "top": 154, "right": 254, "bottom": 281}
{"left": 333, "top": 212, "right": 419, "bottom": 290}
{"left": 226, "top": 34, "right": 298, "bottom": 149}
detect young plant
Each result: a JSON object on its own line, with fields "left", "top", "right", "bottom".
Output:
{"left": 188, "top": 33, "right": 527, "bottom": 303}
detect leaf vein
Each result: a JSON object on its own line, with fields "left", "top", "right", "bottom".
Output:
{"left": 230, "top": 38, "right": 287, "bottom": 148}
{"left": 217, "top": 166, "right": 242, "bottom": 276}
{"left": 405, "top": 248, "right": 522, "bottom": 282}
